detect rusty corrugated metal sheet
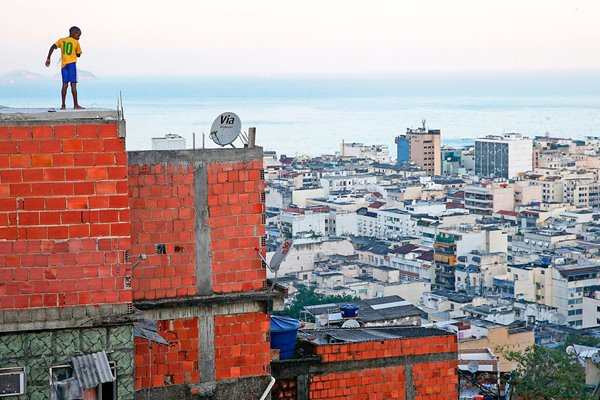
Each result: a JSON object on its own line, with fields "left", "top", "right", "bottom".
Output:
{"left": 71, "top": 350, "right": 114, "bottom": 389}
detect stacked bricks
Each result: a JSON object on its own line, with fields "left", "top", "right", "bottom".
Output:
{"left": 310, "top": 335, "right": 458, "bottom": 400}
{"left": 128, "top": 159, "right": 266, "bottom": 299}
{"left": 214, "top": 312, "right": 271, "bottom": 380}
{"left": 309, "top": 367, "right": 406, "bottom": 399}
{"left": 134, "top": 317, "right": 199, "bottom": 389}
{"left": 312, "top": 334, "right": 457, "bottom": 363}
{"left": 272, "top": 378, "right": 297, "bottom": 399}
{"left": 279, "top": 332, "right": 459, "bottom": 400}
{"left": 129, "top": 163, "right": 196, "bottom": 300}
{"left": 207, "top": 160, "right": 266, "bottom": 293}
{"left": 0, "top": 122, "right": 131, "bottom": 309}
{"left": 412, "top": 361, "right": 459, "bottom": 399}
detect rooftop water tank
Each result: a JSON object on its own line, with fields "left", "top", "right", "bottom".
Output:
{"left": 270, "top": 316, "right": 301, "bottom": 360}
{"left": 339, "top": 304, "right": 360, "bottom": 319}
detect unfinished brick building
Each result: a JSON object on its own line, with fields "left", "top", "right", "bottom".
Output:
{"left": 128, "top": 147, "right": 278, "bottom": 399}
{"left": 0, "top": 110, "right": 135, "bottom": 399}
{"left": 0, "top": 109, "right": 277, "bottom": 399}
{"left": 0, "top": 108, "right": 459, "bottom": 400}
{"left": 272, "top": 327, "right": 458, "bottom": 399}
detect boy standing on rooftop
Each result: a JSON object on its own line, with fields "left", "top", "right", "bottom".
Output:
{"left": 45, "top": 26, "right": 84, "bottom": 110}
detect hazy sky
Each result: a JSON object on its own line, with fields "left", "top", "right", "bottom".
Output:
{"left": 3, "top": 0, "right": 600, "bottom": 77}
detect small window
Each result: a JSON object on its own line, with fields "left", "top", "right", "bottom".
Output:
{"left": 155, "top": 244, "right": 166, "bottom": 255}
{"left": 0, "top": 367, "right": 26, "bottom": 397}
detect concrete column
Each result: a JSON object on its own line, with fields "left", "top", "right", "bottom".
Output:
{"left": 198, "top": 308, "right": 216, "bottom": 394}
{"left": 194, "top": 162, "right": 212, "bottom": 296}
{"left": 405, "top": 364, "right": 416, "bottom": 400}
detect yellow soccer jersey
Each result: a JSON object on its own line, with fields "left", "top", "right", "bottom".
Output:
{"left": 55, "top": 37, "right": 82, "bottom": 68}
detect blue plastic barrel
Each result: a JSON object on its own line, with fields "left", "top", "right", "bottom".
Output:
{"left": 339, "top": 304, "right": 360, "bottom": 318}
{"left": 270, "top": 316, "right": 302, "bottom": 360}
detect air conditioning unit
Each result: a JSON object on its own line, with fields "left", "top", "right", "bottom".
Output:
{"left": 0, "top": 368, "right": 26, "bottom": 397}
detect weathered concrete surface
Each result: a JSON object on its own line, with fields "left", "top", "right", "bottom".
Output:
{"left": 0, "top": 108, "right": 126, "bottom": 137}
{"left": 198, "top": 311, "right": 216, "bottom": 384}
{"left": 0, "top": 304, "right": 138, "bottom": 333}
{"left": 127, "top": 147, "right": 263, "bottom": 165}
{"left": 195, "top": 162, "right": 212, "bottom": 296}
{"left": 133, "top": 291, "right": 280, "bottom": 310}
{"left": 211, "top": 376, "right": 272, "bottom": 400}
{"left": 135, "top": 384, "right": 200, "bottom": 400}
{"left": 0, "top": 107, "right": 118, "bottom": 120}
{"left": 135, "top": 376, "right": 272, "bottom": 400}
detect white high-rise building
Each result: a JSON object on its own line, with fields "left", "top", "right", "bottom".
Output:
{"left": 475, "top": 134, "right": 533, "bottom": 179}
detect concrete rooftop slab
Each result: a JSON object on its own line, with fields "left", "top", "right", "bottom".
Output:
{"left": 0, "top": 107, "right": 119, "bottom": 122}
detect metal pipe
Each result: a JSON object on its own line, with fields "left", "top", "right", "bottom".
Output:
{"left": 259, "top": 376, "right": 276, "bottom": 400}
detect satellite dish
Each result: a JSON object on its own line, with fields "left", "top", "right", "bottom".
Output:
{"left": 341, "top": 319, "right": 360, "bottom": 329}
{"left": 210, "top": 112, "right": 241, "bottom": 146}
{"left": 316, "top": 314, "right": 329, "bottom": 328}
{"left": 566, "top": 345, "right": 576, "bottom": 356}
{"left": 467, "top": 361, "right": 479, "bottom": 374}
{"left": 268, "top": 240, "right": 293, "bottom": 272}
{"left": 592, "top": 352, "right": 600, "bottom": 364}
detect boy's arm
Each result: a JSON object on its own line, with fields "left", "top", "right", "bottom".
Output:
{"left": 45, "top": 44, "right": 57, "bottom": 67}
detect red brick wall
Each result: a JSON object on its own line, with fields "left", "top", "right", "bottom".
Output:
{"left": 0, "top": 123, "right": 131, "bottom": 309}
{"left": 309, "top": 367, "right": 406, "bottom": 399}
{"left": 129, "top": 163, "right": 196, "bottom": 300}
{"left": 312, "top": 334, "right": 457, "bottom": 362}
{"left": 207, "top": 161, "right": 266, "bottom": 293}
{"left": 412, "top": 360, "right": 458, "bottom": 400}
{"left": 272, "top": 378, "right": 297, "bottom": 399}
{"left": 134, "top": 318, "right": 199, "bottom": 389}
{"left": 128, "top": 159, "right": 266, "bottom": 299}
{"left": 214, "top": 312, "right": 270, "bottom": 380}
{"left": 293, "top": 334, "right": 459, "bottom": 400}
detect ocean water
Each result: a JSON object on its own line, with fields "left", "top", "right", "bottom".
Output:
{"left": 2, "top": 73, "right": 600, "bottom": 158}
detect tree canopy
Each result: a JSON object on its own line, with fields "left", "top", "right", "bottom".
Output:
{"left": 275, "top": 284, "right": 359, "bottom": 320}
{"left": 504, "top": 345, "right": 593, "bottom": 400}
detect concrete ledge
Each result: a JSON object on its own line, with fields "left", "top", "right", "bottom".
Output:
{"left": 127, "top": 147, "right": 263, "bottom": 165}
{"left": 0, "top": 108, "right": 119, "bottom": 122}
{"left": 271, "top": 351, "right": 457, "bottom": 379}
{"left": 0, "top": 304, "right": 139, "bottom": 333}
{"left": 135, "top": 376, "right": 272, "bottom": 400}
{"left": 134, "top": 290, "right": 281, "bottom": 311}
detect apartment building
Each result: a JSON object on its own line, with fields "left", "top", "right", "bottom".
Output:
{"left": 494, "top": 260, "right": 600, "bottom": 329}
{"left": 405, "top": 123, "right": 442, "bottom": 176}
{"left": 278, "top": 207, "right": 335, "bottom": 238}
{"left": 340, "top": 142, "right": 391, "bottom": 163}
{"left": 475, "top": 133, "right": 533, "bottom": 179}
{"left": 463, "top": 182, "right": 515, "bottom": 216}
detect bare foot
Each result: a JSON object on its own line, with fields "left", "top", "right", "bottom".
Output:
{"left": 60, "top": 106, "right": 66, "bottom": 110}
{"left": 74, "top": 105, "right": 85, "bottom": 110}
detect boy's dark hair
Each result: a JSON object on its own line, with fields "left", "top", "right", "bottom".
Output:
{"left": 69, "top": 26, "right": 81, "bottom": 36}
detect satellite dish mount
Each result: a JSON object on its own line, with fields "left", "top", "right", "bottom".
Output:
{"left": 255, "top": 240, "right": 294, "bottom": 291}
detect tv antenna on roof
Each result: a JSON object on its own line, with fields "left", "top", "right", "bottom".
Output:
{"left": 210, "top": 112, "right": 246, "bottom": 148}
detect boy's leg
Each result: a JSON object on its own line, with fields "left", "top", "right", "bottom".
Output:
{"left": 61, "top": 83, "right": 68, "bottom": 110}
{"left": 70, "top": 83, "right": 84, "bottom": 109}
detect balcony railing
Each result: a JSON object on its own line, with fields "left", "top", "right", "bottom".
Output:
{"left": 435, "top": 235, "right": 455, "bottom": 244}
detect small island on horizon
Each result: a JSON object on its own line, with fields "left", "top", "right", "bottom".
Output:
{"left": 0, "top": 69, "right": 97, "bottom": 84}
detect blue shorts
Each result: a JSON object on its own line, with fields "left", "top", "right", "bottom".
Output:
{"left": 61, "top": 63, "right": 78, "bottom": 83}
